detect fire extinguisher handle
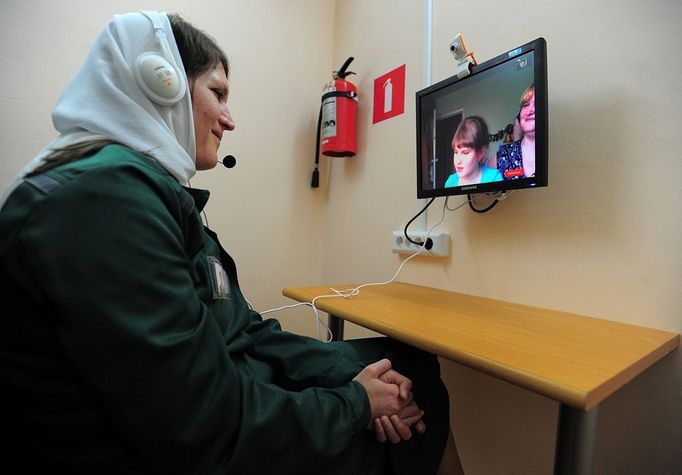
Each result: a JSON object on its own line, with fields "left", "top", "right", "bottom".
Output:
{"left": 334, "top": 56, "right": 355, "bottom": 79}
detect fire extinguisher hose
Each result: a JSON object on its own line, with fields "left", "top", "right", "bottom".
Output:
{"left": 311, "top": 106, "right": 322, "bottom": 188}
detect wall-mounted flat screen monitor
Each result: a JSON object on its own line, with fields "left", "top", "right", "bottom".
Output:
{"left": 416, "top": 37, "right": 548, "bottom": 198}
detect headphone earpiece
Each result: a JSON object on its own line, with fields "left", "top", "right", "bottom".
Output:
{"left": 135, "top": 52, "right": 184, "bottom": 105}
{"left": 134, "top": 11, "right": 186, "bottom": 106}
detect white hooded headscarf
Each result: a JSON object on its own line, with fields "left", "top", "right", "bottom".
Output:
{"left": 0, "top": 11, "right": 196, "bottom": 207}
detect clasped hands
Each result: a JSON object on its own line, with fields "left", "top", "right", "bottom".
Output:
{"left": 353, "top": 358, "right": 426, "bottom": 444}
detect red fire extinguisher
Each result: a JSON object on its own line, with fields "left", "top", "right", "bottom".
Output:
{"left": 311, "top": 57, "right": 358, "bottom": 187}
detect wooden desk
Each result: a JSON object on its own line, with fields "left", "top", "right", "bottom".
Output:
{"left": 283, "top": 282, "right": 679, "bottom": 475}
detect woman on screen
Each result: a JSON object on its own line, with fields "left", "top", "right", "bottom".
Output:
{"left": 496, "top": 84, "right": 535, "bottom": 179}
{"left": 444, "top": 116, "right": 502, "bottom": 187}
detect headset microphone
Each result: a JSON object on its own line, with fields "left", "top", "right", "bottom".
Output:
{"left": 219, "top": 155, "right": 237, "bottom": 169}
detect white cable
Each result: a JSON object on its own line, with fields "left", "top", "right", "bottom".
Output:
{"left": 307, "top": 198, "right": 451, "bottom": 342}
{"left": 260, "top": 302, "right": 309, "bottom": 316}
{"left": 259, "top": 194, "right": 490, "bottom": 342}
{"left": 330, "top": 203, "right": 446, "bottom": 298}
{"left": 446, "top": 194, "right": 476, "bottom": 211}
{"left": 258, "top": 200, "right": 447, "bottom": 342}
{"left": 243, "top": 296, "right": 255, "bottom": 311}
{"left": 260, "top": 300, "right": 333, "bottom": 341}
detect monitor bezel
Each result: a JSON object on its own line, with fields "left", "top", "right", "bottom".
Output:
{"left": 415, "top": 37, "right": 548, "bottom": 199}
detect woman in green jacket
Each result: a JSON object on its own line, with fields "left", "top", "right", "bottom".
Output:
{"left": 0, "top": 11, "right": 454, "bottom": 474}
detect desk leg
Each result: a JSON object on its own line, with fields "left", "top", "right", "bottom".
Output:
{"left": 554, "top": 404, "right": 599, "bottom": 475}
{"left": 328, "top": 314, "right": 345, "bottom": 341}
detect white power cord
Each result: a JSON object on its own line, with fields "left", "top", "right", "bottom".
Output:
{"left": 260, "top": 196, "right": 474, "bottom": 341}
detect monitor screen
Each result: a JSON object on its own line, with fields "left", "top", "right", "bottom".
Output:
{"left": 416, "top": 37, "right": 547, "bottom": 198}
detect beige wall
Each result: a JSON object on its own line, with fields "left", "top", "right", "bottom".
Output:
{"left": 328, "top": 0, "right": 682, "bottom": 474}
{"left": 1, "top": 0, "right": 680, "bottom": 474}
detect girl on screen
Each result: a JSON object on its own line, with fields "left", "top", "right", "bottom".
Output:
{"left": 444, "top": 116, "right": 502, "bottom": 187}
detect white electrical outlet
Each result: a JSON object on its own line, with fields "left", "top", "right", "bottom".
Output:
{"left": 392, "top": 230, "right": 449, "bottom": 256}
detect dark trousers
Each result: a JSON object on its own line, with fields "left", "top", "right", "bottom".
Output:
{"left": 327, "top": 337, "right": 450, "bottom": 475}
